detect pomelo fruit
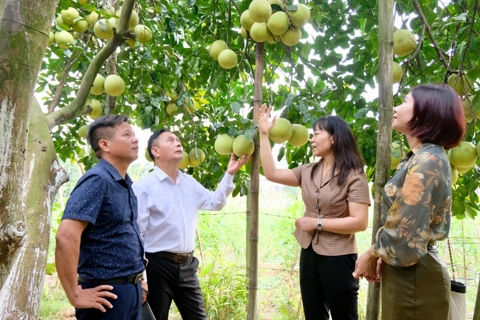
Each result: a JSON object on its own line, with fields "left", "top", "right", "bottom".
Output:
{"left": 393, "top": 29, "right": 416, "bottom": 57}
{"left": 214, "top": 134, "right": 234, "bottom": 155}
{"left": 288, "top": 124, "right": 309, "bottom": 147}
{"left": 269, "top": 118, "right": 293, "bottom": 143}
{"left": 232, "top": 135, "right": 255, "bottom": 157}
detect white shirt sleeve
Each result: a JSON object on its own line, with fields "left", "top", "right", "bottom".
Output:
{"left": 133, "top": 182, "right": 149, "bottom": 240}
{"left": 195, "top": 173, "right": 235, "bottom": 211}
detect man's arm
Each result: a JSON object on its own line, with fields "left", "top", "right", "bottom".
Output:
{"left": 55, "top": 219, "right": 117, "bottom": 312}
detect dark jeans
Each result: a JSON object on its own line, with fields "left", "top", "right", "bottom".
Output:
{"left": 300, "top": 245, "right": 359, "bottom": 320}
{"left": 145, "top": 252, "right": 207, "bottom": 320}
{"left": 75, "top": 281, "right": 142, "bottom": 320}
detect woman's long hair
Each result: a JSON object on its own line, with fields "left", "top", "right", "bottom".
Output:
{"left": 309, "top": 116, "right": 365, "bottom": 186}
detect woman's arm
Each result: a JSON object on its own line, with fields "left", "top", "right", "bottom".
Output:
{"left": 258, "top": 104, "right": 299, "bottom": 186}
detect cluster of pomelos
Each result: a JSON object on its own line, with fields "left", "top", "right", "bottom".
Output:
{"left": 208, "top": 0, "right": 310, "bottom": 70}
{"left": 50, "top": 1, "right": 152, "bottom": 49}
{"left": 214, "top": 118, "right": 309, "bottom": 158}
{"left": 391, "top": 29, "right": 417, "bottom": 84}
{"left": 241, "top": 0, "right": 310, "bottom": 46}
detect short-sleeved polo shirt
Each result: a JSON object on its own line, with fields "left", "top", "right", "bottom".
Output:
{"left": 62, "top": 159, "right": 145, "bottom": 280}
{"left": 291, "top": 160, "right": 371, "bottom": 256}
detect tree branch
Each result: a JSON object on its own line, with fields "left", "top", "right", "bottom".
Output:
{"left": 458, "top": 0, "right": 479, "bottom": 72}
{"left": 45, "top": 0, "right": 136, "bottom": 129}
{"left": 412, "top": 0, "right": 452, "bottom": 72}
{"left": 47, "top": 55, "right": 79, "bottom": 114}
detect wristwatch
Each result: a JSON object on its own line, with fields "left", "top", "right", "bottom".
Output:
{"left": 317, "top": 218, "right": 323, "bottom": 231}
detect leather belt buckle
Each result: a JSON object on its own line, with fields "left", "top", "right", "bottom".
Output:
{"left": 133, "top": 272, "right": 143, "bottom": 284}
{"left": 173, "top": 254, "right": 185, "bottom": 263}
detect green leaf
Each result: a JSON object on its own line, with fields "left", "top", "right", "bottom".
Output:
{"left": 230, "top": 102, "right": 242, "bottom": 113}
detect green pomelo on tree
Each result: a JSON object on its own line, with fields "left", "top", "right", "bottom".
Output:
{"left": 269, "top": 118, "right": 293, "bottom": 143}
{"left": 135, "top": 25, "right": 153, "bottom": 43}
{"left": 250, "top": 22, "right": 270, "bottom": 43}
{"left": 449, "top": 141, "right": 477, "bottom": 169}
{"left": 94, "top": 19, "right": 115, "bottom": 40}
{"left": 232, "top": 135, "right": 255, "bottom": 157}
{"left": 240, "top": 27, "right": 248, "bottom": 39}
{"left": 166, "top": 103, "right": 178, "bottom": 115}
{"left": 72, "top": 20, "right": 89, "bottom": 33}
{"left": 390, "top": 141, "right": 404, "bottom": 170}
{"left": 90, "top": 74, "right": 105, "bottom": 95}
{"left": 448, "top": 74, "right": 472, "bottom": 95}
{"left": 104, "top": 75, "right": 125, "bottom": 97}
{"left": 54, "top": 31, "right": 74, "bottom": 48}
{"left": 287, "top": 4, "right": 311, "bottom": 28}
{"left": 249, "top": 0, "right": 272, "bottom": 23}
{"left": 218, "top": 49, "right": 238, "bottom": 69}
{"left": 178, "top": 151, "right": 190, "bottom": 169}
{"left": 392, "top": 61, "right": 403, "bottom": 84}
{"left": 86, "top": 11, "right": 99, "bottom": 26}
{"left": 280, "top": 27, "right": 302, "bottom": 46}
{"left": 288, "top": 124, "right": 309, "bottom": 147}
{"left": 61, "top": 7, "right": 80, "bottom": 25}
{"left": 240, "top": 10, "right": 255, "bottom": 31}
{"left": 393, "top": 29, "right": 416, "bottom": 57}
{"left": 214, "top": 134, "right": 234, "bottom": 155}
{"left": 189, "top": 148, "right": 206, "bottom": 167}
{"left": 78, "top": 125, "right": 89, "bottom": 139}
{"left": 267, "top": 12, "right": 289, "bottom": 36}
{"left": 87, "top": 99, "right": 102, "bottom": 119}
{"left": 209, "top": 40, "right": 228, "bottom": 60}
{"left": 451, "top": 165, "right": 459, "bottom": 184}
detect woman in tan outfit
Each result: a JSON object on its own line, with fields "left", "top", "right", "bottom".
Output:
{"left": 258, "top": 105, "right": 371, "bottom": 320}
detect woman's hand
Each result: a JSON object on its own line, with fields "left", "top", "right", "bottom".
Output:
{"left": 258, "top": 104, "right": 275, "bottom": 136}
{"left": 352, "top": 250, "right": 382, "bottom": 283}
{"left": 295, "top": 217, "right": 318, "bottom": 232}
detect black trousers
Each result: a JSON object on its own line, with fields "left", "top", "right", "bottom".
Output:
{"left": 299, "top": 245, "right": 359, "bottom": 320}
{"left": 145, "top": 252, "right": 207, "bottom": 320}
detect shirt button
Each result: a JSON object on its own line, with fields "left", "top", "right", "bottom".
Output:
{"left": 315, "top": 189, "right": 319, "bottom": 193}
{"left": 314, "top": 205, "right": 318, "bottom": 209}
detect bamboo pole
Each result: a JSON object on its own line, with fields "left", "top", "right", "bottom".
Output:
{"left": 366, "top": 1, "right": 394, "bottom": 319}
{"left": 247, "top": 42, "right": 264, "bottom": 320}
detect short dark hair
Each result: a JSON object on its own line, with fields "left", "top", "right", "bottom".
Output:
{"left": 310, "top": 115, "right": 365, "bottom": 186}
{"left": 147, "top": 128, "right": 170, "bottom": 161}
{"left": 409, "top": 83, "right": 465, "bottom": 150}
{"left": 87, "top": 114, "right": 129, "bottom": 158}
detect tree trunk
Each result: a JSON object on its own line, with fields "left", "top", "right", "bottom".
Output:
{"left": 247, "top": 42, "right": 264, "bottom": 320}
{"left": 0, "top": 0, "right": 57, "bottom": 281}
{"left": 0, "top": 100, "right": 68, "bottom": 319}
{"left": 366, "top": 1, "right": 394, "bottom": 319}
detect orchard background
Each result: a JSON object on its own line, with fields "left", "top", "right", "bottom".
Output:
{"left": 1, "top": 0, "right": 480, "bottom": 319}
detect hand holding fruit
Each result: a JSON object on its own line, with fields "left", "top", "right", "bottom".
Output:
{"left": 258, "top": 104, "right": 276, "bottom": 135}
{"left": 226, "top": 153, "right": 250, "bottom": 175}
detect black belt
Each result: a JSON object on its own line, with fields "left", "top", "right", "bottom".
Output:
{"left": 78, "top": 271, "right": 144, "bottom": 284}
{"left": 150, "top": 251, "right": 194, "bottom": 264}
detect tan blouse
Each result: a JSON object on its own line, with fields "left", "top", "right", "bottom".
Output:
{"left": 291, "top": 160, "right": 371, "bottom": 256}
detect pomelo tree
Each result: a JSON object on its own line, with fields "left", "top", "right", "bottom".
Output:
{"left": 1, "top": 0, "right": 480, "bottom": 319}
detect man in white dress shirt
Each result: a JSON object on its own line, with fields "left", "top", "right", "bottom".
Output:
{"left": 133, "top": 129, "right": 249, "bottom": 320}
